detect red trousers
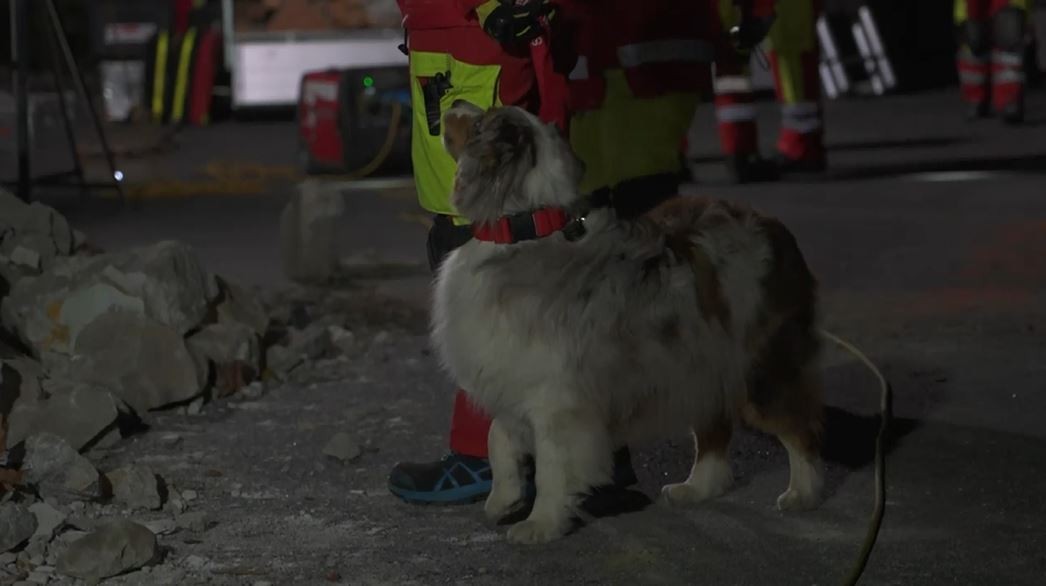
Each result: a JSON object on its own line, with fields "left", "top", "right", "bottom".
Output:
{"left": 956, "top": 0, "right": 1026, "bottom": 112}
{"left": 713, "top": 0, "right": 825, "bottom": 162}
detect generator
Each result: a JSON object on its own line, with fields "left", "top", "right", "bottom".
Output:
{"left": 297, "top": 65, "right": 412, "bottom": 177}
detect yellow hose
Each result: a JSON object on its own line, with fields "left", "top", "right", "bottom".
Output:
{"left": 819, "top": 329, "right": 891, "bottom": 586}
{"left": 325, "top": 101, "right": 404, "bottom": 181}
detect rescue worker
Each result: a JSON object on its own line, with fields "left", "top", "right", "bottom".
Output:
{"left": 713, "top": 0, "right": 827, "bottom": 178}
{"left": 955, "top": 0, "right": 1029, "bottom": 123}
{"left": 555, "top": 0, "right": 721, "bottom": 218}
{"left": 387, "top": 0, "right": 638, "bottom": 506}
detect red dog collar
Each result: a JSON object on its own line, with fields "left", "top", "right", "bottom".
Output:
{"left": 472, "top": 208, "right": 581, "bottom": 244}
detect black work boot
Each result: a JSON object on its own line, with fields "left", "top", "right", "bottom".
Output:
{"left": 1000, "top": 97, "right": 1024, "bottom": 125}
{"left": 966, "top": 100, "right": 990, "bottom": 120}
{"left": 774, "top": 151, "right": 828, "bottom": 175}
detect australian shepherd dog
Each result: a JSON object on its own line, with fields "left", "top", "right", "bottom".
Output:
{"left": 431, "top": 102, "right": 824, "bottom": 544}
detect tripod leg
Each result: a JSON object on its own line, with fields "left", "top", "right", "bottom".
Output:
{"left": 44, "top": 12, "right": 88, "bottom": 201}
{"left": 11, "top": 0, "right": 32, "bottom": 203}
{"left": 43, "top": 0, "right": 126, "bottom": 205}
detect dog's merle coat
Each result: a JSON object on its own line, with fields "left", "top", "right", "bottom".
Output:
{"left": 433, "top": 103, "right": 824, "bottom": 544}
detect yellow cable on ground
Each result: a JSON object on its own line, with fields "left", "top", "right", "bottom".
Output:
{"left": 323, "top": 101, "right": 404, "bottom": 181}
{"left": 819, "top": 328, "right": 891, "bottom": 586}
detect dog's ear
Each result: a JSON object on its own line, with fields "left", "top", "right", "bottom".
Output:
{"left": 443, "top": 100, "right": 485, "bottom": 161}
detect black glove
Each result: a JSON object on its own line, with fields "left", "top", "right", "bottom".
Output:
{"left": 730, "top": 9, "right": 776, "bottom": 53}
{"left": 478, "top": 0, "right": 556, "bottom": 46}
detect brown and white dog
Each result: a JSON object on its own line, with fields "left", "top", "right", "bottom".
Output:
{"left": 432, "top": 102, "right": 824, "bottom": 544}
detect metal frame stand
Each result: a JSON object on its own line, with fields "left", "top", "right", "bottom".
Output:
{"left": 817, "top": 5, "right": 897, "bottom": 99}
{"left": 4, "top": 0, "right": 125, "bottom": 204}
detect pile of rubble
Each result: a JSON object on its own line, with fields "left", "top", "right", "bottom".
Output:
{"left": 0, "top": 187, "right": 373, "bottom": 584}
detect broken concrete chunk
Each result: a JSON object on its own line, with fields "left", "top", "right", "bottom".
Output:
{"left": 57, "top": 282, "right": 146, "bottom": 350}
{"left": 23, "top": 433, "right": 103, "bottom": 501}
{"left": 174, "top": 511, "right": 208, "bottom": 533}
{"left": 2, "top": 240, "right": 216, "bottom": 357}
{"left": 265, "top": 345, "right": 302, "bottom": 379}
{"left": 1, "top": 356, "right": 47, "bottom": 446}
{"left": 23, "top": 534, "right": 47, "bottom": 564}
{"left": 290, "top": 323, "right": 335, "bottom": 361}
{"left": 241, "top": 381, "right": 266, "bottom": 400}
{"left": 323, "top": 432, "right": 362, "bottom": 463}
{"left": 328, "top": 325, "right": 356, "bottom": 355}
{"left": 29, "top": 502, "right": 66, "bottom": 542}
{"left": 56, "top": 520, "right": 158, "bottom": 581}
{"left": 187, "top": 323, "right": 260, "bottom": 367}
{"left": 0, "top": 503, "right": 37, "bottom": 553}
{"left": 279, "top": 180, "right": 346, "bottom": 284}
{"left": 71, "top": 310, "right": 203, "bottom": 413}
{"left": 0, "top": 189, "right": 74, "bottom": 272}
{"left": 186, "top": 397, "right": 204, "bottom": 416}
{"left": 141, "top": 518, "right": 177, "bottom": 536}
{"left": 215, "top": 277, "right": 270, "bottom": 336}
{"left": 9, "top": 246, "right": 41, "bottom": 271}
{"left": 186, "top": 322, "right": 261, "bottom": 397}
{"left": 106, "top": 466, "right": 163, "bottom": 511}
{"left": 6, "top": 383, "right": 119, "bottom": 451}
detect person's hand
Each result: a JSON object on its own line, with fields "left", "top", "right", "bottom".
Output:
{"left": 730, "top": 10, "right": 776, "bottom": 54}
{"left": 476, "top": 0, "right": 556, "bottom": 45}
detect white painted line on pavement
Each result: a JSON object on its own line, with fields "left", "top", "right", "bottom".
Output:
{"left": 905, "top": 170, "right": 999, "bottom": 183}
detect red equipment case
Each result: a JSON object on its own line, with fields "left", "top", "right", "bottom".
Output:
{"left": 297, "top": 66, "right": 412, "bottom": 176}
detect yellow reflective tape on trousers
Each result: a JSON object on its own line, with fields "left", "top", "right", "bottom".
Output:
{"left": 152, "top": 31, "right": 169, "bottom": 123}
{"left": 172, "top": 27, "right": 198, "bottom": 123}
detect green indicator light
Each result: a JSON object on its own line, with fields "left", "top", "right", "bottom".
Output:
{"left": 363, "top": 75, "right": 375, "bottom": 88}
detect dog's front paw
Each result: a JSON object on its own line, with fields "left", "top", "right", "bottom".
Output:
{"left": 661, "top": 480, "right": 730, "bottom": 506}
{"left": 505, "top": 518, "right": 569, "bottom": 544}
{"left": 661, "top": 457, "right": 733, "bottom": 506}
{"left": 485, "top": 488, "right": 525, "bottom": 522}
{"left": 776, "top": 459, "right": 822, "bottom": 511}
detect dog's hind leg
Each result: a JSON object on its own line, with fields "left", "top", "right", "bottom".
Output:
{"left": 506, "top": 407, "right": 612, "bottom": 544}
{"left": 662, "top": 416, "right": 734, "bottom": 506}
{"left": 485, "top": 418, "right": 529, "bottom": 522}
{"left": 743, "top": 371, "right": 824, "bottom": 511}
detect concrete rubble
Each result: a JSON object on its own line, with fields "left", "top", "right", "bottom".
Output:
{"left": 0, "top": 503, "right": 37, "bottom": 553}
{"left": 186, "top": 321, "right": 261, "bottom": 398}
{"left": 6, "top": 383, "right": 119, "bottom": 452}
{"left": 23, "top": 434, "right": 104, "bottom": 502}
{"left": 70, "top": 310, "right": 203, "bottom": 413}
{"left": 56, "top": 520, "right": 158, "bottom": 581}
{"left": 279, "top": 179, "right": 346, "bottom": 284}
{"left": 0, "top": 186, "right": 381, "bottom": 585}
{"left": 28, "top": 503, "right": 66, "bottom": 542}
{"left": 0, "top": 186, "right": 282, "bottom": 419}
{"left": 323, "top": 431, "right": 362, "bottom": 463}
{"left": 105, "top": 466, "right": 163, "bottom": 511}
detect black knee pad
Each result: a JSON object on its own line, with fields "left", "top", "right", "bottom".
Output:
{"left": 992, "top": 6, "right": 1027, "bottom": 53}
{"left": 962, "top": 19, "right": 991, "bottom": 57}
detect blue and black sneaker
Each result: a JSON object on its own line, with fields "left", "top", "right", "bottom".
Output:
{"left": 388, "top": 453, "right": 493, "bottom": 505}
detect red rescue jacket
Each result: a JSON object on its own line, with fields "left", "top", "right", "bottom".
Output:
{"left": 397, "top": 0, "right": 568, "bottom": 130}
{"left": 553, "top": 0, "right": 725, "bottom": 112}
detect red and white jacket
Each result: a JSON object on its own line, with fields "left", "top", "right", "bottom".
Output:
{"left": 551, "top": 0, "right": 727, "bottom": 112}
